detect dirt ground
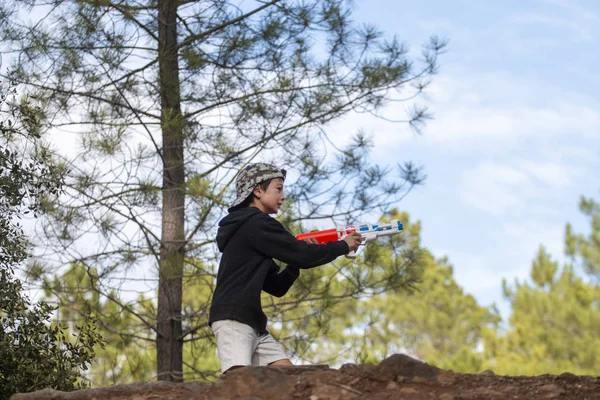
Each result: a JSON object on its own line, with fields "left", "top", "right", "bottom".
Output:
{"left": 11, "top": 354, "right": 600, "bottom": 400}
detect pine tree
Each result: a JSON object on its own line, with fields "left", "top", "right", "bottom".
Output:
{"left": 483, "top": 195, "right": 600, "bottom": 375}
{"left": 0, "top": 0, "right": 445, "bottom": 381}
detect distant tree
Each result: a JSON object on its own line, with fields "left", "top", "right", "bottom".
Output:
{"left": 566, "top": 196, "right": 600, "bottom": 280}
{"left": 483, "top": 195, "right": 600, "bottom": 375}
{"left": 0, "top": 0, "right": 446, "bottom": 381}
{"left": 41, "top": 263, "right": 157, "bottom": 385}
{"left": 0, "top": 85, "right": 103, "bottom": 398}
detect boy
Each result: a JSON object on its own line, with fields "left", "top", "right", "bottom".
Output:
{"left": 209, "top": 162, "right": 362, "bottom": 373}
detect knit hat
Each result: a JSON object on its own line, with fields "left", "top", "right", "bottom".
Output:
{"left": 229, "top": 163, "right": 287, "bottom": 210}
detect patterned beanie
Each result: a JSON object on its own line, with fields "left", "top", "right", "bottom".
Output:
{"left": 229, "top": 163, "right": 287, "bottom": 210}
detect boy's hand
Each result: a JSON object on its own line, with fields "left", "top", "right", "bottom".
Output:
{"left": 343, "top": 231, "right": 363, "bottom": 252}
{"left": 304, "top": 237, "right": 320, "bottom": 245}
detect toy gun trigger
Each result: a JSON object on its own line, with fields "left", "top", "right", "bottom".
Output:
{"left": 345, "top": 230, "right": 380, "bottom": 259}
{"left": 345, "top": 248, "right": 359, "bottom": 259}
{"left": 344, "top": 232, "right": 373, "bottom": 259}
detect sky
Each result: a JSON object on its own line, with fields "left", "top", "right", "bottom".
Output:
{"left": 329, "top": 0, "right": 600, "bottom": 318}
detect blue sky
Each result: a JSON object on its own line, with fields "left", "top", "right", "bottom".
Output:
{"left": 330, "top": 0, "right": 600, "bottom": 317}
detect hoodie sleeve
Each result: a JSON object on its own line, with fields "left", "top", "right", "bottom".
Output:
{"left": 262, "top": 261, "right": 300, "bottom": 297}
{"left": 249, "top": 216, "right": 349, "bottom": 268}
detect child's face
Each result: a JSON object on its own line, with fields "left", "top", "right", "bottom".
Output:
{"left": 253, "top": 178, "right": 285, "bottom": 214}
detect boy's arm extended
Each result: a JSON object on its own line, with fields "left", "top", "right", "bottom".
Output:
{"left": 250, "top": 217, "right": 349, "bottom": 268}
{"left": 262, "top": 261, "right": 300, "bottom": 297}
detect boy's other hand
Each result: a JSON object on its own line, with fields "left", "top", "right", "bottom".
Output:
{"left": 343, "top": 231, "right": 363, "bottom": 252}
{"left": 304, "top": 237, "right": 319, "bottom": 245}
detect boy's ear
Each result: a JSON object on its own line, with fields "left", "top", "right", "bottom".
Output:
{"left": 252, "top": 185, "right": 262, "bottom": 198}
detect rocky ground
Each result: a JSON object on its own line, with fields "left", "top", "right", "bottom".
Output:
{"left": 11, "top": 354, "right": 600, "bottom": 400}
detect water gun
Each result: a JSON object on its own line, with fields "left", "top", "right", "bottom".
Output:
{"left": 295, "top": 220, "right": 404, "bottom": 259}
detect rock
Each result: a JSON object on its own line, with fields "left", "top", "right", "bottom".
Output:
{"left": 559, "top": 372, "right": 577, "bottom": 380}
{"left": 374, "top": 354, "right": 441, "bottom": 381}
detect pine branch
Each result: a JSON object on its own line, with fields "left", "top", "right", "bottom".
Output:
{"left": 177, "top": 0, "right": 282, "bottom": 50}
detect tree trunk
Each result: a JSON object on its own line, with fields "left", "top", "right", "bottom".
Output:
{"left": 157, "top": 0, "right": 184, "bottom": 382}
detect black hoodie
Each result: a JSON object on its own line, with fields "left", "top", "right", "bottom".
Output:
{"left": 208, "top": 207, "right": 349, "bottom": 334}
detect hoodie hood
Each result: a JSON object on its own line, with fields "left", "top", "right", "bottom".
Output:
{"left": 216, "top": 206, "right": 263, "bottom": 251}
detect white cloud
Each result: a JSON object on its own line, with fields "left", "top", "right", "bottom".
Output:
{"left": 433, "top": 250, "right": 498, "bottom": 289}
{"left": 460, "top": 164, "right": 530, "bottom": 214}
{"left": 538, "top": 0, "right": 600, "bottom": 24}
{"left": 418, "top": 74, "right": 600, "bottom": 147}
{"left": 518, "top": 160, "right": 572, "bottom": 188}
{"left": 510, "top": 12, "right": 594, "bottom": 41}
{"left": 459, "top": 160, "right": 582, "bottom": 215}
{"left": 539, "top": 145, "right": 599, "bottom": 165}
{"left": 330, "top": 56, "right": 600, "bottom": 162}
{"left": 498, "top": 1, "right": 600, "bottom": 53}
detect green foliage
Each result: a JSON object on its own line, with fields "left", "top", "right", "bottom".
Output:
{"left": 483, "top": 195, "right": 600, "bottom": 376}
{"left": 0, "top": 84, "right": 104, "bottom": 398}
{"left": 180, "top": 261, "right": 221, "bottom": 380}
{"left": 385, "top": 253, "right": 499, "bottom": 373}
{"left": 0, "top": 86, "right": 61, "bottom": 267}
{"left": 565, "top": 196, "right": 600, "bottom": 279}
{"left": 41, "top": 263, "right": 156, "bottom": 385}
{"left": 0, "top": 276, "right": 103, "bottom": 398}
{"left": 42, "top": 261, "right": 221, "bottom": 386}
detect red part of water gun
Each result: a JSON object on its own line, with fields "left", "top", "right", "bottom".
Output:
{"left": 295, "top": 226, "right": 356, "bottom": 244}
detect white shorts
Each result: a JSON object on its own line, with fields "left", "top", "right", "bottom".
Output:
{"left": 211, "top": 319, "right": 289, "bottom": 373}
